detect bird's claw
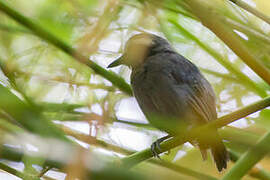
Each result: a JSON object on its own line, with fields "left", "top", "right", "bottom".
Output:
{"left": 151, "top": 140, "right": 162, "bottom": 159}
{"left": 151, "top": 135, "right": 171, "bottom": 159}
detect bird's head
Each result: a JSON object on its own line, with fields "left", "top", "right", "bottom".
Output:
{"left": 107, "top": 33, "right": 172, "bottom": 69}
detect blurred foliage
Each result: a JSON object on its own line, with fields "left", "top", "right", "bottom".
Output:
{"left": 0, "top": 0, "right": 269, "bottom": 179}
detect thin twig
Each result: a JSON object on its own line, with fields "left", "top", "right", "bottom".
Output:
{"left": 38, "top": 166, "right": 52, "bottom": 178}
{"left": 10, "top": 69, "right": 116, "bottom": 92}
{"left": 0, "top": 162, "right": 40, "bottom": 180}
{"left": 228, "top": 0, "right": 270, "bottom": 25}
{"left": 200, "top": 68, "right": 240, "bottom": 82}
{"left": 224, "top": 18, "right": 270, "bottom": 44}
{"left": 0, "top": 83, "right": 70, "bottom": 142}
{"left": 0, "top": 1, "right": 132, "bottom": 95}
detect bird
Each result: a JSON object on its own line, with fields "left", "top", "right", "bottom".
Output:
{"left": 107, "top": 33, "right": 229, "bottom": 171}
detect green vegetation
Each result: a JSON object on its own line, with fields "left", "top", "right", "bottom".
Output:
{"left": 0, "top": 0, "right": 269, "bottom": 179}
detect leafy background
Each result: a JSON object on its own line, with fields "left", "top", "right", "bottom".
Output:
{"left": 0, "top": 0, "right": 269, "bottom": 179}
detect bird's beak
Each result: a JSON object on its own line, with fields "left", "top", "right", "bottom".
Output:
{"left": 107, "top": 56, "right": 123, "bottom": 68}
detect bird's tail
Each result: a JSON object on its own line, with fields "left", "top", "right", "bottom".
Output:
{"left": 198, "top": 131, "right": 229, "bottom": 172}
{"left": 210, "top": 136, "right": 229, "bottom": 172}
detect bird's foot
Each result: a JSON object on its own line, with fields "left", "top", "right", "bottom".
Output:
{"left": 151, "top": 135, "right": 171, "bottom": 159}
{"left": 151, "top": 140, "right": 162, "bottom": 159}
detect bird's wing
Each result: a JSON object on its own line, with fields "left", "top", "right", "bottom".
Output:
{"left": 170, "top": 54, "right": 217, "bottom": 124}
{"left": 132, "top": 53, "right": 217, "bottom": 132}
{"left": 132, "top": 70, "right": 190, "bottom": 133}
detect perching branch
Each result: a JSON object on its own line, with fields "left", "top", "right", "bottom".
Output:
{"left": 63, "top": 125, "right": 219, "bottom": 180}
{"left": 149, "top": 160, "right": 218, "bottom": 180}
{"left": 0, "top": 116, "right": 217, "bottom": 180}
{"left": 0, "top": 1, "right": 132, "bottom": 96}
{"left": 62, "top": 118, "right": 270, "bottom": 180}
{"left": 1, "top": 114, "right": 269, "bottom": 180}
{"left": 121, "top": 96, "right": 270, "bottom": 168}
{"left": 0, "top": 117, "right": 219, "bottom": 180}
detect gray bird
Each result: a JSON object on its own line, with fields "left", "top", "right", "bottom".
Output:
{"left": 108, "top": 33, "right": 229, "bottom": 171}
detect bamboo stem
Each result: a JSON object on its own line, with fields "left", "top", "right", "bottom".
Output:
{"left": 168, "top": 18, "right": 267, "bottom": 97}
{"left": 229, "top": 150, "right": 270, "bottom": 180}
{"left": 184, "top": 0, "right": 270, "bottom": 85}
{"left": 224, "top": 18, "right": 270, "bottom": 44}
{"left": 228, "top": 0, "right": 270, "bottom": 25}
{"left": 0, "top": 23, "right": 30, "bottom": 33}
{"left": 222, "top": 131, "right": 270, "bottom": 180}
